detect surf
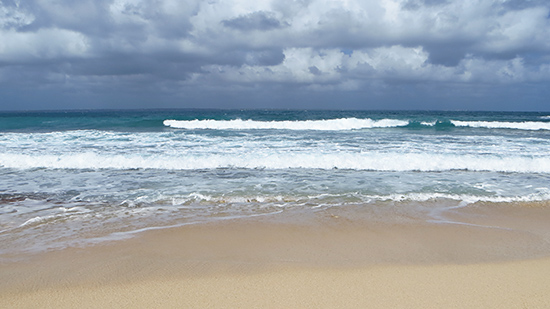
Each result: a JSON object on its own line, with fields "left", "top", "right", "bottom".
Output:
{"left": 451, "top": 120, "right": 550, "bottom": 131}
{"left": 163, "top": 118, "right": 409, "bottom": 130}
{"left": 2, "top": 152, "right": 549, "bottom": 173}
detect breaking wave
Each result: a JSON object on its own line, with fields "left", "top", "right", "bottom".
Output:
{"left": 164, "top": 118, "right": 550, "bottom": 131}
{"left": 451, "top": 120, "right": 550, "bottom": 131}
{"left": 2, "top": 152, "right": 549, "bottom": 173}
{"left": 163, "top": 118, "right": 409, "bottom": 130}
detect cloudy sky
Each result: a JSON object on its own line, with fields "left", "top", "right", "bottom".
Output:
{"left": 1, "top": 0, "right": 549, "bottom": 111}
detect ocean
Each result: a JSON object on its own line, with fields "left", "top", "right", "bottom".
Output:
{"left": 1, "top": 109, "right": 550, "bottom": 256}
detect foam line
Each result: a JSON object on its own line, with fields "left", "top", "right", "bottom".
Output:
{"left": 1, "top": 152, "right": 549, "bottom": 173}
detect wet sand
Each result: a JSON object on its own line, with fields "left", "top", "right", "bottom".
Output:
{"left": 2, "top": 203, "right": 550, "bottom": 308}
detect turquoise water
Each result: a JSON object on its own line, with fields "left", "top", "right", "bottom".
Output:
{"left": 1, "top": 109, "right": 550, "bottom": 255}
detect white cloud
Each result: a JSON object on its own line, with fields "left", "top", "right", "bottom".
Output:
{"left": 477, "top": 7, "right": 550, "bottom": 53}
{"left": 0, "top": 0, "right": 35, "bottom": 29}
{"left": 1, "top": 0, "right": 550, "bottom": 110}
{"left": 0, "top": 28, "right": 89, "bottom": 61}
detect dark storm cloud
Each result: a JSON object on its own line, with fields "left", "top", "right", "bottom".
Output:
{"left": 242, "top": 49, "right": 286, "bottom": 66}
{"left": 422, "top": 41, "right": 469, "bottom": 67}
{"left": 222, "top": 11, "right": 288, "bottom": 31}
{"left": 1, "top": 0, "right": 550, "bottom": 111}
{"left": 502, "top": 0, "right": 550, "bottom": 10}
{"left": 17, "top": 0, "right": 113, "bottom": 36}
{"left": 308, "top": 66, "right": 322, "bottom": 76}
{"left": 402, "top": 0, "right": 450, "bottom": 10}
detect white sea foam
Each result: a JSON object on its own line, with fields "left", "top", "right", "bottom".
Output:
{"left": 451, "top": 120, "right": 550, "bottom": 130}
{"left": 368, "top": 192, "right": 550, "bottom": 204}
{"left": 19, "top": 216, "right": 49, "bottom": 227}
{"left": 163, "top": 118, "right": 409, "bottom": 130}
{"left": 2, "top": 152, "right": 550, "bottom": 173}
{"left": 148, "top": 191, "right": 550, "bottom": 205}
{"left": 163, "top": 118, "right": 550, "bottom": 131}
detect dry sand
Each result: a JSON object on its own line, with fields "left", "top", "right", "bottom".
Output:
{"left": 3, "top": 259, "right": 550, "bottom": 309}
{"left": 2, "top": 203, "right": 550, "bottom": 308}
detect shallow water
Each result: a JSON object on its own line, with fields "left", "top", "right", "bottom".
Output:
{"left": 1, "top": 109, "right": 550, "bottom": 255}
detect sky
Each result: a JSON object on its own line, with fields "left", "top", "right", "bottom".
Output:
{"left": 1, "top": 0, "right": 550, "bottom": 111}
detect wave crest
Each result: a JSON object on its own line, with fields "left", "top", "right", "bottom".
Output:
{"left": 164, "top": 118, "right": 550, "bottom": 131}
{"left": 163, "top": 118, "right": 409, "bottom": 130}
{"left": 2, "top": 152, "right": 549, "bottom": 173}
{"left": 451, "top": 120, "right": 550, "bottom": 131}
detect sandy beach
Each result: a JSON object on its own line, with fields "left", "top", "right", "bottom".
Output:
{"left": 2, "top": 0, "right": 550, "bottom": 304}
{"left": 3, "top": 258, "right": 550, "bottom": 308}
{"left": 2, "top": 203, "right": 550, "bottom": 308}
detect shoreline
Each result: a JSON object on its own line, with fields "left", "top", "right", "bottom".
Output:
{"left": 2, "top": 203, "right": 550, "bottom": 307}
